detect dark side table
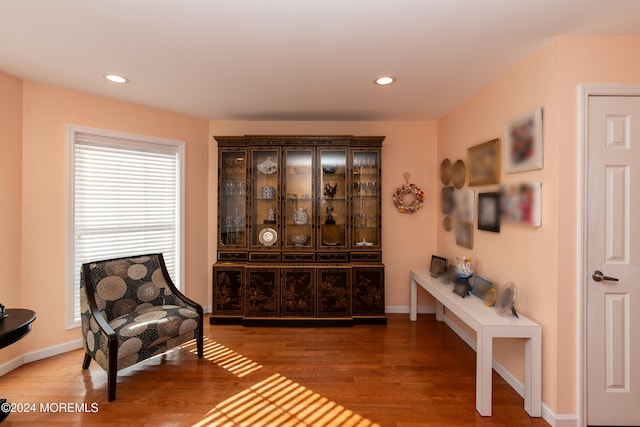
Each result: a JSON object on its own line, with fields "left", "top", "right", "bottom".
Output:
{"left": 0, "top": 308, "right": 37, "bottom": 422}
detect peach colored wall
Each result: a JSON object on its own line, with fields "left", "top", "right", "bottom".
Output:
{"left": 436, "top": 34, "right": 640, "bottom": 417}
{"left": 0, "top": 71, "right": 25, "bottom": 365}
{"left": 19, "top": 82, "right": 210, "bottom": 353}
{"left": 553, "top": 35, "right": 640, "bottom": 414}
{"left": 437, "top": 40, "right": 562, "bottom": 410}
{"left": 208, "top": 121, "right": 439, "bottom": 311}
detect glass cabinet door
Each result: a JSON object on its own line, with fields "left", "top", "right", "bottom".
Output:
{"left": 252, "top": 148, "right": 281, "bottom": 249}
{"left": 219, "top": 150, "right": 247, "bottom": 247}
{"left": 319, "top": 149, "right": 348, "bottom": 249}
{"left": 352, "top": 150, "right": 380, "bottom": 247}
{"left": 283, "top": 149, "right": 314, "bottom": 249}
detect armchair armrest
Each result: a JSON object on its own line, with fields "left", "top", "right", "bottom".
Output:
{"left": 157, "top": 254, "right": 203, "bottom": 316}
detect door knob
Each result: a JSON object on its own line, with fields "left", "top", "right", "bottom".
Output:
{"left": 592, "top": 270, "right": 619, "bottom": 282}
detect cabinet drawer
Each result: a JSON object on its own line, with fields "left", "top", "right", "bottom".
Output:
{"left": 249, "top": 252, "right": 281, "bottom": 262}
{"left": 282, "top": 252, "right": 315, "bottom": 262}
{"left": 218, "top": 252, "right": 248, "bottom": 262}
{"left": 317, "top": 252, "right": 349, "bottom": 262}
{"left": 350, "top": 252, "right": 381, "bottom": 262}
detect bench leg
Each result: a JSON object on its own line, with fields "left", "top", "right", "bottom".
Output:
{"left": 476, "top": 329, "right": 493, "bottom": 416}
{"left": 410, "top": 278, "right": 418, "bottom": 321}
{"left": 524, "top": 332, "right": 542, "bottom": 417}
{"left": 435, "top": 300, "right": 444, "bottom": 322}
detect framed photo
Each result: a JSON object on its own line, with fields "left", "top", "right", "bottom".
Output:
{"left": 430, "top": 255, "right": 448, "bottom": 278}
{"left": 501, "top": 182, "right": 542, "bottom": 227}
{"left": 471, "top": 276, "right": 493, "bottom": 299}
{"left": 455, "top": 222, "right": 473, "bottom": 249}
{"left": 478, "top": 192, "right": 500, "bottom": 233}
{"left": 505, "top": 108, "right": 543, "bottom": 173}
{"left": 468, "top": 139, "right": 500, "bottom": 186}
{"left": 441, "top": 186, "right": 454, "bottom": 214}
{"left": 454, "top": 190, "right": 475, "bottom": 222}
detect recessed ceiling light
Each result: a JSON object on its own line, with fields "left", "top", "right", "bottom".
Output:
{"left": 104, "top": 74, "right": 129, "bottom": 84}
{"left": 374, "top": 76, "right": 395, "bottom": 86}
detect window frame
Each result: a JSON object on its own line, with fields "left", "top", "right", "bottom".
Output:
{"left": 66, "top": 124, "right": 185, "bottom": 329}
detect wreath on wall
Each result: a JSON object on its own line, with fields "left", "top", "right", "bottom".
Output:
{"left": 392, "top": 172, "right": 425, "bottom": 214}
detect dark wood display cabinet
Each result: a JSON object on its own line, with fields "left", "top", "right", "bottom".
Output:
{"left": 212, "top": 135, "right": 385, "bottom": 326}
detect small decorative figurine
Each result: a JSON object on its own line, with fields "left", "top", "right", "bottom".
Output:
{"left": 325, "top": 204, "right": 336, "bottom": 225}
{"left": 294, "top": 207, "right": 308, "bottom": 225}
{"left": 453, "top": 281, "right": 471, "bottom": 298}
{"left": 324, "top": 182, "right": 337, "bottom": 199}
{"left": 455, "top": 256, "right": 474, "bottom": 287}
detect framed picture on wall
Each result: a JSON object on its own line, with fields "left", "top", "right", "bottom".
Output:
{"left": 504, "top": 108, "right": 543, "bottom": 173}
{"left": 441, "top": 186, "right": 454, "bottom": 214}
{"left": 468, "top": 139, "right": 500, "bottom": 186}
{"left": 478, "top": 192, "right": 500, "bottom": 233}
{"left": 455, "top": 222, "right": 474, "bottom": 249}
{"left": 454, "top": 190, "right": 475, "bottom": 222}
{"left": 501, "top": 182, "right": 542, "bottom": 227}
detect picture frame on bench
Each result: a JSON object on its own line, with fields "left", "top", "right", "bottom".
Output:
{"left": 470, "top": 275, "right": 493, "bottom": 299}
{"left": 429, "top": 255, "right": 448, "bottom": 278}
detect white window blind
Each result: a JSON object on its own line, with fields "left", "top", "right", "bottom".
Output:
{"left": 67, "top": 126, "right": 184, "bottom": 328}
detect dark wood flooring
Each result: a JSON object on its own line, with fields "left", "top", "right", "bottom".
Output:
{"left": 0, "top": 314, "right": 549, "bottom": 426}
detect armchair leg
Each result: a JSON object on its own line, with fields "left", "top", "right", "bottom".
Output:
{"left": 82, "top": 353, "right": 92, "bottom": 369}
{"left": 108, "top": 368, "right": 117, "bottom": 402}
{"left": 107, "top": 338, "right": 118, "bottom": 401}
{"left": 197, "top": 330, "right": 204, "bottom": 358}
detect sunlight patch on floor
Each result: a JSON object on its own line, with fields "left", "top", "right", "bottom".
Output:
{"left": 181, "top": 337, "right": 262, "bottom": 378}
{"left": 193, "top": 373, "right": 380, "bottom": 427}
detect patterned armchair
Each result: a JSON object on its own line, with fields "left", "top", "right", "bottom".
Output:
{"left": 80, "top": 254, "right": 203, "bottom": 401}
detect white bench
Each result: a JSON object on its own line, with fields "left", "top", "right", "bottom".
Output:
{"left": 409, "top": 269, "right": 542, "bottom": 417}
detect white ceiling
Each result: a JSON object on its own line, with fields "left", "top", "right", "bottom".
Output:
{"left": 1, "top": 1, "right": 639, "bottom": 121}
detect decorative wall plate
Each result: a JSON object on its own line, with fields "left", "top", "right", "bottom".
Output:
{"left": 443, "top": 216, "right": 452, "bottom": 231}
{"left": 258, "top": 227, "right": 278, "bottom": 246}
{"left": 440, "top": 159, "right": 452, "bottom": 185}
{"left": 257, "top": 157, "right": 278, "bottom": 174}
{"left": 452, "top": 159, "right": 466, "bottom": 189}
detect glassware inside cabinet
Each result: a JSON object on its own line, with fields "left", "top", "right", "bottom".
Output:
{"left": 252, "top": 149, "right": 280, "bottom": 248}
{"left": 319, "top": 150, "right": 347, "bottom": 248}
{"left": 352, "top": 150, "right": 380, "bottom": 247}
{"left": 219, "top": 151, "right": 247, "bottom": 247}
{"left": 284, "top": 149, "right": 314, "bottom": 249}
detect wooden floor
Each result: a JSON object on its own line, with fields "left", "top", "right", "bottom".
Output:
{"left": 0, "top": 314, "right": 549, "bottom": 426}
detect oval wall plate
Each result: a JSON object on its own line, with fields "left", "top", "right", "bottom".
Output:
{"left": 440, "top": 158, "right": 452, "bottom": 185}
{"left": 452, "top": 159, "right": 466, "bottom": 189}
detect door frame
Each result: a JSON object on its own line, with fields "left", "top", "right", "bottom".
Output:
{"left": 578, "top": 84, "right": 640, "bottom": 427}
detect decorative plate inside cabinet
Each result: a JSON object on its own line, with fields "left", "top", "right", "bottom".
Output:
{"left": 440, "top": 159, "right": 452, "bottom": 185}
{"left": 452, "top": 160, "right": 466, "bottom": 189}
{"left": 258, "top": 227, "right": 278, "bottom": 246}
{"left": 257, "top": 157, "right": 278, "bottom": 174}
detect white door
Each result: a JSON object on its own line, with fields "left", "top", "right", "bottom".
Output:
{"left": 587, "top": 96, "right": 640, "bottom": 426}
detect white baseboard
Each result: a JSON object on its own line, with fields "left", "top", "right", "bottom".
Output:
{"left": 203, "top": 305, "right": 212, "bottom": 314}
{"left": 552, "top": 414, "right": 579, "bottom": 427}
{"left": 23, "top": 339, "right": 83, "bottom": 364}
{"left": 0, "top": 355, "right": 25, "bottom": 377}
{"left": 385, "top": 305, "right": 435, "bottom": 314}
{"left": 0, "top": 339, "right": 83, "bottom": 378}
{"left": 442, "top": 315, "right": 576, "bottom": 427}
